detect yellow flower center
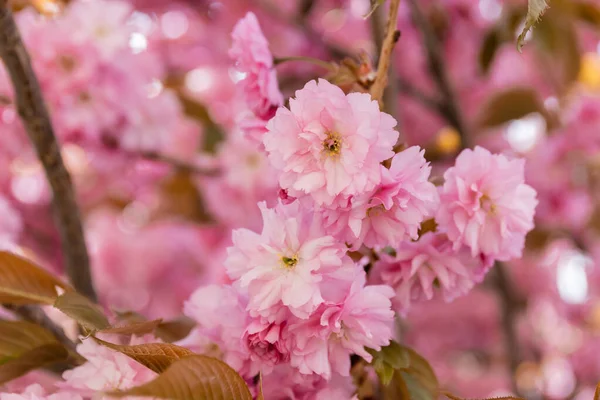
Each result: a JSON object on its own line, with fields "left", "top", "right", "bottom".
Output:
{"left": 323, "top": 131, "right": 342, "bottom": 158}
{"left": 281, "top": 255, "right": 298, "bottom": 269}
{"left": 479, "top": 194, "right": 497, "bottom": 214}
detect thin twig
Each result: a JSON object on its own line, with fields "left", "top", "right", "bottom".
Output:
{"left": 370, "top": 0, "right": 401, "bottom": 105}
{"left": 370, "top": 2, "right": 401, "bottom": 124}
{"left": 0, "top": 2, "right": 96, "bottom": 301}
{"left": 138, "top": 150, "right": 220, "bottom": 176}
{"left": 491, "top": 262, "right": 524, "bottom": 397}
{"left": 406, "top": 0, "right": 470, "bottom": 147}
{"left": 273, "top": 55, "right": 336, "bottom": 72}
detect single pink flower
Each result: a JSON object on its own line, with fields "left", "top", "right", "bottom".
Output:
{"left": 229, "top": 12, "right": 282, "bottom": 119}
{"left": 225, "top": 201, "right": 357, "bottom": 320}
{"left": 290, "top": 273, "right": 394, "bottom": 378}
{"left": 243, "top": 318, "right": 291, "bottom": 368}
{"left": 323, "top": 146, "right": 439, "bottom": 249}
{"left": 179, "top": 284, "right": 257, "bottom": 378}
{"left": 61, "top": 337, "right": 156, "bottom": 396}
{"left": 263, "top": 79, "right": 399, "bottom": 207}
{"left": 436, "top": 146, "right": 538, "bottom": 261}
{"left": 371, "top": 233, "right": 492, "bottom": 315}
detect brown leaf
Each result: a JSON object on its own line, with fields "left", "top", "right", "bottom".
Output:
{"left": 54, "top": 291, "right": 110, "bottom": 332}
{"left": 517, "top": 0, "right": 549, "bottom": 51}
{"left": 534, "top": 7, "right": 581, "bottom": 89}
{"left": 94, "top": 338, "right": 194, "bottom": 373}
{"left": 0, "top": 251, "right": 71, "bottom": 305}
{"left": 573, "top": 2, "right": 600, "bottom": 27}
{"left": 0, "top": 320, "right": 57, "bottom": 360}
{"left": 107, "top": 354, "right": 252, "bottom": 400}
{"left": 479, "top": 29, "right": 502, "bottom": 74}
{"left": 0, "top": 343, "right": 69, "bottom": 384}
{"left": 100, "top": 319, "right": 163, "bottom": 336}
{"left": 476, "top": 87, "right": 547, "bottom": 128}
{"left": 443, "top": 393, "right": 525, "bottom": 400}
{"left": 155, "top": 316, "right": 196, "bottom": 343}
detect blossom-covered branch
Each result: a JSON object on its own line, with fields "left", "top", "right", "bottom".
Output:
{"left": 0, "top": 1, "right": 96, "bottom": 300}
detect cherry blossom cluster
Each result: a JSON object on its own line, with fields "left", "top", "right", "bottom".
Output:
{"left": 179, "top": 11, "right": 538, "bottom": 396}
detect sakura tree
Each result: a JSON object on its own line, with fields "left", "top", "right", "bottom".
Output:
{"left": 0, "top": 0, "right": 596, "bottom": 399}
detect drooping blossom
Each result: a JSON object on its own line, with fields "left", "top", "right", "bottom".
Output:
{"left": 260, "top": 364, "right": 356, "bottom": 400}
{"left": 436, "top": 146, "right": 538, "bottom": 261}
{"left": 290, "top": 272, "right": 394, "bottom": 378}
{"left": 322, "top": 146, "right": 439, "bottom": 249}
{"left": 0, "top": 385, "right": 81, "bottom": 400}
{"left": 179, "top": 284, "right": 257, "bottom": 378}
{"left": 229, "top": 12, "right": 282, "bottom": 119}
{"left": 263, "top": 79, "right": 399, "bottom": 207}
{"left": 243, "top": 318, "right": 291, "bottom": 369}
{"left": 225, "top": 201, "right": 358, "bottom": 320}
{"left": 371, "top": 232, "right": 492, "bottom": 315}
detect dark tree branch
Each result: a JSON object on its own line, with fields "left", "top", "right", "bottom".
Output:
{"left": 491, "top": 262, "right": 524, "bottom": 397}
{"left": 0, "top": 2, "right": 96, "bottom": 301}
{"left": 406, "top": 0, "right": 470, "bottom": 148}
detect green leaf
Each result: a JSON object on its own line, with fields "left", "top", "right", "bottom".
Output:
{"left": 517, "top": 0, "right": 549, "bottom": 51}
{"left": 0, "top": 343, "right": 69, "bottom": 384}
{"left": 398, "top": 347, "right": 438, "bottom": 400}
{"left": 100, "top": 319, "right": 163, "bottom": 336}
{"left": 0, "top": 251, "right": 71, "bottom": 305}
{"left": 364, "top": 0, "right": 385, "bottom": 18}
{"left": 93, "top": 337, "right": 194, "bottom": 374}
{"left": 107, "top": 355, "right": 253, "bottom": 400}
{"left": 54, "top": 291, "right": 110, "bottom": 332}
{"left": 367, "top": 341, "right": 410, "bottom": 385}
{"left": 476, "top": 87, "right": 546, "bottom": 128}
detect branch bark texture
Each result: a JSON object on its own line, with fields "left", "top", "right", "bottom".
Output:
{"left": 0, "top": 2, "right": 96, "bottom": 301}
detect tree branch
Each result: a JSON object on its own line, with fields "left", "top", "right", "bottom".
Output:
{"left": 406, "top": 0, "right": 470, "bottom": 148}
{"left": 138, "top": 150, "right": 220, "bottom": 176}
{"left": 491, "top": 262, "right": 524, "bottom": 396}
{"left": 0, "top": 2, "right": 96, "bottom": 301}
{"left": 370, "top": 0, "right": 401, "bottom": 105}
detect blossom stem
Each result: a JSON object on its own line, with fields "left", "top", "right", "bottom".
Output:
{"left": 406, "top": 0, "right": 470, "bottom": 148}
{"left": 0, "top": 1, "right": 97, "bottom": 301}
{"left": 370, "top": 0, "right": 401, "bottom": 105}
{"left": 273, "top": 55, "right": 336, "bottom": 72}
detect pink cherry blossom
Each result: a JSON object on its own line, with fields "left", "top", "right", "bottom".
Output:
{"left": 243, "top": 318, "right": 291, "bottom": 368}
{"left": 229, "top": 12, "right": 282, "bottom": 119}
{"left": 371, "top": 233, "right": 492, "bottom": 315}
{"left": 263, "top": 79, "right": 399, "bottom": 207}
{"left": 323, "top": 146, "right": 439, "bottom": 249}
{"left": 60, "top": 337, "right": 156, "bottom": 395}
{"left": 436, "top": 146, "right": 538, "bottom": 261}
{"left": 225, "top": 201, "right": 358, "bottom": 320}
{"left": 0, "top": 385, "right": 81, "bottom": 400}
{"left": 179, "top": 284, "right": 257, "bottom": 378}
{"left": 290, "top": 272, "right": 394, "bottom": 378}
